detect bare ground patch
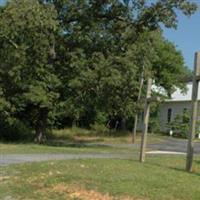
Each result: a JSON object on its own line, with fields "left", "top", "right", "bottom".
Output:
{"left": 51, "top": 183, "right": 146, "bottom": 200}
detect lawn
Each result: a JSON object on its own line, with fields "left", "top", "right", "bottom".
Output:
{"left": 1, "top": 131, "right": 196, "bottom": 200}
{"left": 0, "top": 142, "right": 133, "bottom": 154}
{"left": 1, "top": 155, "right": 200, "bottom": 200}
{"left": 0, "top": 128, "right": 167, "bottom": 154}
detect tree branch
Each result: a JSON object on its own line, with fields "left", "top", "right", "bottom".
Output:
{"left": 0, "top": 34, "right": 18, "bottom": 49}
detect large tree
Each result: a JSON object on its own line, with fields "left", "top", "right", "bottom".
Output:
{"left": 0, "top": 0, "right": 197, "bottom": 141}
{"left": 49, "top": 0, "right": 196, "bottom": 128}
{"left": 0, "top": 0, "right": 59, "bottom": 142}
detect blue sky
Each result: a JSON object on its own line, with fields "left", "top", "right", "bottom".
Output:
{"left": 163, "top": 8, "right": 200, "bottom": 69}
{"left": 0, "top": 0, "right": 199, "bottom": 69}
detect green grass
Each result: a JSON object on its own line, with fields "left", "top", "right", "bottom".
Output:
{"left": 0, "top": 129, "right": 167, "bottom": 155}
{"left": 0, "top": 142, "right": 136, "bottom": 154}
{"left": 1, "top": 155, "right": 200, "bottom": 200}
{"left": 0, "top": 133, "right": 199, "bottom": 199}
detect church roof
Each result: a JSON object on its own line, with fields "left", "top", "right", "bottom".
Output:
{"left": 166, "top": 82, "right": 200, "bottom": 102}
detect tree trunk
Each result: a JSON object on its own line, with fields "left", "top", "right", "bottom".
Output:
{"left": 72, "top": 119, "right": 77, "bottom": 128}
{"left": 35, "top": 125, "right": 45, "bottom": 143}
{"left": 132, "top": 114, "right": 138, "bottom": 143}
{"left": 121, "top": 118, "right": 126, "bottom": 131}
{"left": 106, "top": 120, "right": 111, "bottom": 129}
{"left": 114, "top": 120, "right": 119, "bottom": 131}
{"left": 34, "top": 108, "right": 48, "bottom": 143}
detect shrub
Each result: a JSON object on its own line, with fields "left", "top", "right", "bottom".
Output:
{"left": 167, "top": 111, "right": 200, "bottom": 138}
{"left": 167, "top": 114, "right": 189, "bottom": 138}
{"left": 0, "top": 118, "right": 32, "bottom": 141}
{"left": 90, "top": 123, "right": 109, "bottom": 135}
{"left": 94, "top": 112, "right": 108, "bottom": 125}
{"left": 149, "top": 117, "right": 161, "bottom": 134}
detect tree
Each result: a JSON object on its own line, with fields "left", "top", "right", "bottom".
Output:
{"left": 47, "top": 0, "right": 141, "bottom": 128}
{"left": 130, "top": 0, "right": 197, "bottom": 30}
{"left": 152, "top": 31, "right": 189, "bottom": 94}
{"left": 46, "top": 0, "right": 196, "bottom": 130}
{"left": 0, "top": 0, "right": 59, "bottom": 142}
{"left": 0, "top": 0, "right": 197, "bottom": 142}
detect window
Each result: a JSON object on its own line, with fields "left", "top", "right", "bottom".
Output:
{"left": 167, "top": 108, "right": 172, "bottom": 123}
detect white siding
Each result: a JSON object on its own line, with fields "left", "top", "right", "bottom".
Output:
{"left": 137, "top": 101, "right": 200, "bottom": 133}
{"left": 158, "top": 101, "right": 191, "bottom": 132}
{"left": 137, "top": 81, "right": 200, "bottom": 133}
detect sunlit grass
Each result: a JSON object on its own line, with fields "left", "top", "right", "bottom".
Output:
{"left": 0, "top": 129, "right": 168, "bottom": 155}
{"left": 1, "top": 155, "right": 200, "bottom": 200}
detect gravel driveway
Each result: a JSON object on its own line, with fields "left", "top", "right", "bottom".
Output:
{"left": 1, "top": 137, "right": 200, "bottom": 166}
{"left": 0, "top": 153, "right": 133, "bottom": 166}
{"left": 148, "top": 137, "right": 200, "bottom": 153}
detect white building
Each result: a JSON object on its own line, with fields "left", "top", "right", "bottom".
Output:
{"left": 138, "top": 82, "right": 200, "bottom": 133}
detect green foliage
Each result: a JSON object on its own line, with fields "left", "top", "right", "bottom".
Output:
{"left": 168, "top": 114, "right": 189, "bottom": 138}
{"left": 152, "top": 31, "right": 188, "bottom": 94}
{"left": 90, "top": 123, "right": 109, "bottom": 135}
{"left": 94, "top": 111, "right": 108, "bottom": 125}
{"left": 168, "top": 110, "right": 200, "bottom": 138}
{"left": 0, "top": 0, "right": 59, "bottom": 141}
{"left": 131, "top": 0, "right": 197, "bottom": 30}
{"left": 148, "top": 102, "right": 161, "bottom": 134}
{"left": 0, "top": 118, "right": 32, "bottom": 141}
{"left": 149, "top": 116, "right": 161, "bottom": 134}
{"left": 0, "top": 0, "right": 197, "bottom": 140}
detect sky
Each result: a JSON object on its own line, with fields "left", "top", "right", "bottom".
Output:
{"left": 162, "top": 8, "right": 200, "bottom": 69}
{"left": 0, "top": 0, "right": 199, "bottom": 69}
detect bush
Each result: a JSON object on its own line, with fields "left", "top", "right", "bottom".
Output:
{"left": 166, "top": 111, "right": 200, "bottom": 138}
{"left": 90, "top": 123, "right": 109, "bottom": 135}
{"left": 149, "top": 117, "right": 161, "bottom": 134}
{"left": 94, "top": 112, "right": 108, "bottom": 125}
{"left": 0, "top": 118, "right": 32, "bottom": 141}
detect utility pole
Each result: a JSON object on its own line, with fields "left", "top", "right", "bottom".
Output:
{"left": 186, "top": 52, "right": 200, "bottom": 172}
{"left": 132, "top": 65, "right": 144, "bottom": 143}
{"left": 140, "top": 78, "right": 152, "bottom": 163}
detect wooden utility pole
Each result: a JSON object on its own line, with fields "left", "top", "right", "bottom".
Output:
{"left": 140, "top": 78, "right": 152, "bottom": 163}
{"left": 132, "top": 69, "right": 144, "bottom": 143}
{"left": 186, "top": 52, "right": 200, "bottom": 172}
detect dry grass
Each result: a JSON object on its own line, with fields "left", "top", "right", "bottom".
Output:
{"left": 52, "top": 184, "right": 145, "bottom": 200}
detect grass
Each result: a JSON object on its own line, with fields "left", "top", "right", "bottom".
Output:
{"left": 0, "top": 142, "right": 136, "bottom": 155}
{"left": 0, "top": 128, "right": 167, "bottom": 155}
{"left": 51, "top": 128, "right": 167, "bottom": 144}
{"left": 1, "top": 155, "right": 200, "bottom": 200}
{"left": 1, "top": 129, "right": 193, "bottom": 199}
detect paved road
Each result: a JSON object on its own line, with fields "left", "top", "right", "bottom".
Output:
{"left": 87, "top": 137, "right": 200, "bottom": 153}
{"left": 148, "top": 137, "right": 200, "bottom": 153}
{"left": 1, "top": 137, "right": 200, "bottom": 166}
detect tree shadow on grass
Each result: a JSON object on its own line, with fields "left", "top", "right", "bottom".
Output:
{"left": 0, "top": 134, "right": 105, "bottom": 146}
{"left": 44, "top": 139, "right": 112, "bottom": 149}
{"left": 133, "top": 154, "right": 200, "bottom": 176}
{"left": 166, "top": 165, "right": 200, "bottom": 176}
